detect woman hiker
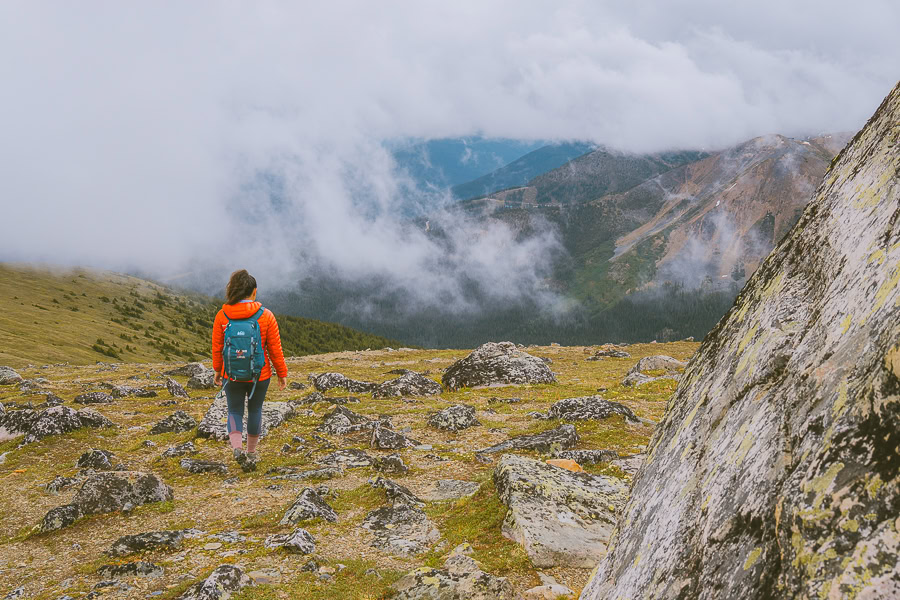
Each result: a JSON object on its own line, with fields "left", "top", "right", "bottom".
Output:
{"left": 212, "top": 269, "right": 287, "bottom": 470}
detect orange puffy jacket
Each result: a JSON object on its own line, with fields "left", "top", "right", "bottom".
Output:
{"left": 211, "top": 301, "right": 288, "bottom": 381}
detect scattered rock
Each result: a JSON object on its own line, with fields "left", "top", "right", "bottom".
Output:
{"left": 442, "top": 342, "right": 557, "bottom": 390}
{"left": 76, "top": 449, "right": 117, "bottom": 471}
{"left": 2, "top": 405, "right": 115, "bottom": 445}
{"left": 41, "top": 503, "right": 84, "bottom": 532}
{"left": 488, "top": 396, "right": 522, "bottom": 404}
{"left": 552, "top": 449, "right": 619, "bottom": 465}
{"left": 373, "top": 454, "right": 409, "bottom": 475}
{"left": 371, "top": 425, "right": 419, "bottom": 449}
{"left": 371, "top": 371, "right": 442, "bottom": 398}
{"left": 317, "top": 405, "right": 389, "bottom": 436}
{"left": 162, "top": 441, "right": 198, "bottom": 458}
{"left": 97, "top": 561, "right": 163, "bottom": 579}
{"left": 263, "top": 527, "right": 317, "bottom": 554}
{"left": 586, "top": 346, "right": 630, "bottom": 360}
{"left": 309, "top": 372, "right": 375, "bottom": 393}
{"left": 0, "top": 366, "right": 23, "bottom": 385}
{"left": 621, "top": 355, "right": 686, "bottom": 387}
{"left": 196, "top": 392, "right": 295, "bottom": 441}
{"left": 288, "top": 381, "right": 308, "bottom": 390}
{"left": 46, "top": 475, "right": 79, "bottom": 493}
{"left": 281, "top": 488, "right": 338, "bottom": 524}
{"left": 419, "top": 479, "right": 480, "bottom": 502}
{"left": 427, "top": 404, "right": 481, "bottom": 431}
{"left": 392, "top": 544, "right": 516, "bottom": 599}
{"left": 165, "top": 378, "right": 190, "bottom": 399}
{"left": 522, "top": 582, "right": 576, "bottom": 599}
{"left": 73, "top": 392, "right": 114, "bottom": 404}
{"left": 493, "top": 454, "right": 627, "bottom": 567}
{"left": 369, "top": 476, "right": 423, "bottom": 507}
{"left": 180, "top": 458, "right": 228, "bottom": 475}
{"left": 186, "top": 369, "right": 217, "bottom": 390}
{"left": 318, "top": 449, "right": 373, "bottom": 469}
{"left": 267, "top": 466, "right": 342, "bottom": 481}
{"left": 361, "top": 503, "right": 439, "bottom": 556}
{"left": 165, "top": 363, "right": 207, "bottom": 377}
{"left": 106, "top": 530, "right": 185, "bottom": 556}
{"left": 176, "top": 564, "right": 249, "bottom": 600}
{"left": 477, "top": 424, "right": 578, "bottom": 455}
{"left": 150, "top": 410, "right": 197, "bottom": 435}
{"left": 543, "top": 396, "right": 641, "bottom": 424}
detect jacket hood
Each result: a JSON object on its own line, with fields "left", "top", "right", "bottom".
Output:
{"left": 222, "top": 301, "right": 263, "bottom": 320}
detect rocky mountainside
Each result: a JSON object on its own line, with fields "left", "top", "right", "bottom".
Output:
{"left": 0, "top": 264, "right": 402, "bottom": 368}
{"left": 0, "top": 340, "right": 697, "bottom": 599}
{"left": 581, "top": 82, "right": 900, "bottom": 599}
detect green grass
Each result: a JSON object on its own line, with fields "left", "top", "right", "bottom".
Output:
{"left": 230, "top": 559, "right": 405, "bottom": 600}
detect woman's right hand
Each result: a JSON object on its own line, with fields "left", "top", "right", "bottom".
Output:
{"left": 214, "top": 373, "right": 223, "bottom": 387}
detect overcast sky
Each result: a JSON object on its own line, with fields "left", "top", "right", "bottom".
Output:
{"left": 0, "top": 1, "right": 897, "bottom": 308}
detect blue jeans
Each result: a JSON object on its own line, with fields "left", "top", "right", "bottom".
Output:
{"left": 224, "top": 378, "right": 269, "bottom": 436}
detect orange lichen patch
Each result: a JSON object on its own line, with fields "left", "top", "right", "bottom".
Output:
{"left": 546, "top": 459, "right": 583, "bottom": 472}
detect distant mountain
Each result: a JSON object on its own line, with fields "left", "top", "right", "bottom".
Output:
{"left": 0, "top": 264, "right": 404, "bottom": 367}
{"left": 450, "top": 142, "right": 596, "bottom": 200}
{"left": 389, "top": 137, "right": 546, "bottom": 190}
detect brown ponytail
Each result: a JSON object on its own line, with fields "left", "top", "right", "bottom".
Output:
{"left": 225, "top": 269, "right": 257, "bottom": 305}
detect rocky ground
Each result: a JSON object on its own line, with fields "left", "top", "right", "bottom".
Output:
{"left": 0, "top": 341, "right": 696, "bottom": 599}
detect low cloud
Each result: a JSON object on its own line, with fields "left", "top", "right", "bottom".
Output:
{"left": 0, "top": 2, "right": 897, "bottom": 317}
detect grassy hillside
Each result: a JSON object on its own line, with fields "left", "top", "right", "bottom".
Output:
{"left": 0, "top": 264, "right": 405, "bottom": 368}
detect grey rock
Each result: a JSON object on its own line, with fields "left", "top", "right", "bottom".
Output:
{"left": 427, "top": 404, "right": 480, "bottom": 431}
{"left": 186, "top": 369, "right": 217, "bottom": 390}
{"left": 265, "top": 528, "right": 316, "bottom": 554}
{"left": 0, "top": 366, "right": 23, "bottom": 385}
{"left": 176, "top": 564, "right": 249, "bottom": 600}
{"left": 196, "top": 392, "right": 294, "bottom": 441}
{"left": 180, "top": 458, "right": 228, "bottom": 475}
{"left": 552, "top": 449, "right": 619, "bottom": 465}
{"left": 610, "top": 453, "right": 645, "bottom": 475}
{"left": 46, "top": 475, "right": 79, "bottom": 493}
{"left": 97, "top": 561, "right": 163, "bottom": 579}
{"left": 0, "top": 408, "right": 38, "bottom": 440}
{"left": 373, "top": 454, "right": 409, "bottom": 475}
{"left": 372, "top": 371, "right": 442, "bottom": 398}
{"left": 165, "top": 363, "right": 207, "bottom": 377}
{"left": 420, "top": 479, "right": 481, "bottom": 502}
{"left": 280, "top": 488, "right": 338, "bottom": 524}
{"left": 150, "top": 410, "right": 197, "bottom": 435}
{"left": 361, "top": 503, "right": 439, "bottom": 556}
{"left": 494, "top": 454, "right": 627, "bottom": 567}
{"left": 74, "top": 391, "right": 114, "bottom": 404}
{"left": 477, "top": 424, "right": 578, "bottom": 455}
{"left": 392, "top": 545, "right": 516, "bottom": 600}
{"left": 369, "top": 476, "right": 423, "bottom": 507}
{"left": 544, "top": 395, "right": 641, "bottom": 423}
{"left": 41, "top": 503, "right": 84, "bottom": 532}
{"left": 621, "top": 355, "right": 686, "bottom": 387}
{"left": 317, "top": 405, "right": 389, "bottom": 436}
{"left": 309, "top": 372, "right": 376, "bottom": 393}
{"left": 317, "top": 449, "right": 373, "bottom": 468}
{"left": 267, "top": 466, "right": 342, "bottom": 481}
{"left": 106, "top": 530, "right": 185, "bottom": 556}
{"left": 288, "top": 381, "right": 308, "bottom": 390}
{"left": 71, "top": 471, "right": 173, "bottom": 516}
{"left": 162, "top": 441, "right": 198, "bottom": 458}
{"left": 76, "top": 449, "right": 117, "bottom": 471}
{"left": 13, "top": 405, "right": 114, "bottom": 444}
{"left": 587, "top": 347, "right": 631, "bottom": 360}
{"left": 583, "top": 83, "right": 900, "bottom": 600}
{"left": 371, "top": 425, "right": 419, "bottom": 450}
{"left": 166, "top": 378, "right": 190, "bottom": 399}
{"left": 442, "top": 342, "right": 557, "bottom": 390}
{"left": 3, "top": 587, "right": 24, "bottom": 600}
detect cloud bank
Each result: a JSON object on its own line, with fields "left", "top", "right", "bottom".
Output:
{"left": 0, "top": 1, "right": 897, "bottom": 314}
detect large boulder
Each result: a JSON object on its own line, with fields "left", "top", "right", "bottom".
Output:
{"left": 427, "top": 404, "right": 481, "bottom": 431}
{"left": 165, "top": 363, "right": 208, "bottom": 377}
{"left": 581, "top": 83, "right": 900, "bottom": 600}
{"left": 0, "top": 366, "right": 24, "bottom": 385}
{"left": 317, "top": 405, "right": 390, "bottom": 436}
{"left": 372, "top": 371, "right": 442, "bottom": 398}
{"left": 196, "top": 392, "right": 294, "bottom": 441}
{"left": 265, "top": 528, "right": 316, "bottom": 554}
{"left": 280, "top": 488, "right": 338, "bottom": 524}
{"left": 76, "top": 449, "right": 118, "bottom": 471}
{"left": 477, "top": 424, "right": 578, "bottom": 455}
{"left": 106, "top": 530, "right": 185, "bottom": 556}
{"left": 176, "top": 564, "right": 249, "bottom": 600}
{"left": 165, "top": 378, "right": 190, "bottom": 399}
{"left": 361, "top": 503, "right": 439, "bottom": 556}
{"left": 186, "top": 368, "right": 217, "bottom": 390}
{"left": 1, "top": 405, "right": 114, "bottom": 444}
{"left": 74, "top": 391, "right": 114, "bottom": 404}
{"left": 494, "top": 454, "right": 627, "bottom": 567}
{"left": 544, "top": 396, "right": 641, "bottom": 424}
{"left": 309, "top": 372, "right": 375, "bottom": 393}
{"left": 370, "top": 425, "right": 419, "bottom": 450}
{"left": 442, "top": 342, "right": 557, "bottom": 390}
{"left": 621, "top": 355, "right": 686, "bottom": 387}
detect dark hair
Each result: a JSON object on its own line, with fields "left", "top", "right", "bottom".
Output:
{"left": 225, "top": 269, "right": 257, "bottom": 305}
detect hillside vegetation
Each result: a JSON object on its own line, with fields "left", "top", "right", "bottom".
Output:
{"left": 0, "top": 264, "right": 403, "bottom": 368}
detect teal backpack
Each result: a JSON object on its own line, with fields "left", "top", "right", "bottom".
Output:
{"left": 222, "top": 307, "right": 267, "bottom": 395}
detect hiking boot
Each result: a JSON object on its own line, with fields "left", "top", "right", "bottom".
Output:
{"left": 236, "top": 451, "right": 257, "bottom": 473}
{"left": 232, "top": 448, "right": 244, "bottom": 461}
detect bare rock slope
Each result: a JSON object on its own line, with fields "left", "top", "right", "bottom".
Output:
{"left": 582, "top": 82, "right": 900, "bottom": 599}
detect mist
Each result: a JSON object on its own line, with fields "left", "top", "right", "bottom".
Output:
{"left": 0, "top": 2, "right": 898, "bottom": 322}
